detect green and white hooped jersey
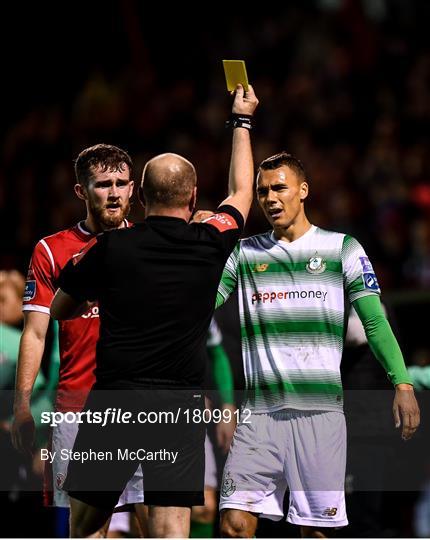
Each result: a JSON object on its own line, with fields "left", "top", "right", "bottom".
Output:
{"left": 217, "top": 225, "right": 381, "bottom": 413}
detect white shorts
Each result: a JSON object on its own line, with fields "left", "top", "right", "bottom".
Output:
{"left": 108, "top": 511, "right": 130, "bottom": 534}
{"left": 219, "top": 410, "right": 348, "bottom": 528}
{"left": 204, "top": 434, "right": 217, "bottom": 489}
{"left": 50, "top": 421, "right": 144, "bottom": 508}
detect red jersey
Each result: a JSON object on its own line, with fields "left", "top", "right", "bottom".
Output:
{"left": 23, "top": 221, "right": 130, "bottom": 412}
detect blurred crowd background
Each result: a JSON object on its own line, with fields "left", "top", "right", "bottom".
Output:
{"left": 2, "top": 0, "right": 430, "bottom": 293}
{"left": 1, "top": 0, "right": 430, "bottom": 537}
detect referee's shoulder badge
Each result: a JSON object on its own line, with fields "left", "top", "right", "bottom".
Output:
{"left": 306, "top": 253, "right": 326, "bottom": 274}
{"left": 203, "top": 212, "right": 238, "bottom": 233}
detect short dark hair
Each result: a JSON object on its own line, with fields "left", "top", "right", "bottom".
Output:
{"left": 258, "top": 151, "right": 307, "bottom": 181}
{"left": 75, "top": 144, "right": 133, "bottom": 187}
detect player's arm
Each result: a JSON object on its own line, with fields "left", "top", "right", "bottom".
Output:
{"left": 51, "top": 236, "right": 102, "bottom": 320}
{"left": 219, "top": 84, "right": 258, "bottom": 222}
{"left": 50, "top": 289, "right": 91, "bottom": 320}
{"left": 209, "top": 341, "right": 237, "bottom": 453}
{"left": 12, "top": 311, "right": 50, "bottom": 454}
{"left": 353, "top": 295, "right": 420, "bottom": 440}
{"left": 210, "top": 343, "right": 235, "bottom": 407}
{"left": 28, "top": 321, "right": 60, "bottom": 437}
{"left": 216, "top": 244, "right": 240, "bottom": 308}
{"left": 207, "top": 319, "right": 237, "bottom": 453}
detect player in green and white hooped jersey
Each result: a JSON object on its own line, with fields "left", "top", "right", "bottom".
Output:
{"left": 190, "top": 318, "right": 237, "bottom": 538}
{"left": 218, "top": 152, "right": 420, "bottom": 539}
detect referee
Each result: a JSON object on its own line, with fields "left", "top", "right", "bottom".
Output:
{"left": 50, "top": 84, "right": 258, "bottom": 538}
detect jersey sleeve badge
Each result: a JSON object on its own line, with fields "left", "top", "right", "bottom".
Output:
{"left": 23, "top": 280, "right": 36, "bottom": 301}
{"left": 363, "top": 272, "right": 380, "bottom": 290}
{"left": 359, "top": 256, "right": 373, "bottom": 273}
{"left": 203, "top": 213, "right": 238, "bottom": 233}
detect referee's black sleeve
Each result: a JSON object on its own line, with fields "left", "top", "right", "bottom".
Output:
{"left": 58, "top": 235, "right": 104, "bottom": 302}
{"left": 194, "top": 204, "right": 244, "bottom": 257}
{"left": 215, "top": 204, "right": 244, "bottom": 232}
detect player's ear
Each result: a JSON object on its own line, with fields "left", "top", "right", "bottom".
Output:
{"left": 189, "top": 186, "right": 197, "bottom": 212}
{"left": 74, "top": 183, "right": 87, "bottom": 201}
{"left": 138, "top": 185, "right": 145, "bottom": 208}
{"left": 300, "top": 181, "right": 309, "bottom": 202}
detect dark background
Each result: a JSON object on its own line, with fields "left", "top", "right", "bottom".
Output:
{"left": 1, "top": 0, "right": 430, "bottom": 537}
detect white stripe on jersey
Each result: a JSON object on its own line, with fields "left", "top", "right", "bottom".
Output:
{"left": 40, "top": 239, "right": 56, "bottom": 273}
{"left": 219, "top": 226, "right": 380, "bottom": 413}
{"left": 22, "top": 304, "right": 51, "bottom": 315}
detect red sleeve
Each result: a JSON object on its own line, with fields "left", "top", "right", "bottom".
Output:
{"left": 193, "top": 204, "right": 243, "bottom": 260}
{"left": 202, "top": 205, "right": 244, "bottom": 233}
{"left": 23, "top": 241, "right": 57, "bottom": 314}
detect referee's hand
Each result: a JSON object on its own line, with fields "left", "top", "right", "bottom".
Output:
{"left": 191, "top": 210, "right": 213, "bottom": 223}
{"left": 393, "top": 384, "right": 420, "bottom": 440}
{"left": 232, "top": 84, "right": 258, "bottom": 116}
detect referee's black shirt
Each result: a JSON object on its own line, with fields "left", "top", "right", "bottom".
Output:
{"left": 58, "top": 205, "right": 243, "bottom": 389}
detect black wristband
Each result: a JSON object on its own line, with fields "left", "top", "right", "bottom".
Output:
{"left": 225, "top": 113, "right": 253, "bottom": 130}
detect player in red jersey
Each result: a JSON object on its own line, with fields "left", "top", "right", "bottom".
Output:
{"left": 11, "top": 144, "right": 146, "bottom": 531}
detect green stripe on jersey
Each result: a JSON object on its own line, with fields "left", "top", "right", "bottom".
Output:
{"left": 255, "top": 380, "right": 342, "bottom": 396}
{"left": 219, "top": 226, "right": 379, "bottom": 413}
{"left": 239, "top": 260, "right": 342, "bottom": 275}
{"left": 241, "top": 320, "right": 344, "bottom": 340}
{"left": 244, "top": 369, "right": 344, "bottom": 411}
{"left": 242, "top": 333, "right": 343, "bottom": 349}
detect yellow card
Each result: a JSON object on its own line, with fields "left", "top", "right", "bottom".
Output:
{"left": 222, "top": 60, "right": 249, "bottom": 92}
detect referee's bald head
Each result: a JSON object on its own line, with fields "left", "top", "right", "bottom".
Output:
{"left": 141, "top": 153, "right": 197, "bottom": 208}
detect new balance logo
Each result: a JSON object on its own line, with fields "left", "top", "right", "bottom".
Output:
{"left": 322, "top": 507, "right": 337, "bottom": 517}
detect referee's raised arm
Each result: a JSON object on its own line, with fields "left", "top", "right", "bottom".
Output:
{"left": 220, "top": 84, "right": 258, "bottom": 222}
